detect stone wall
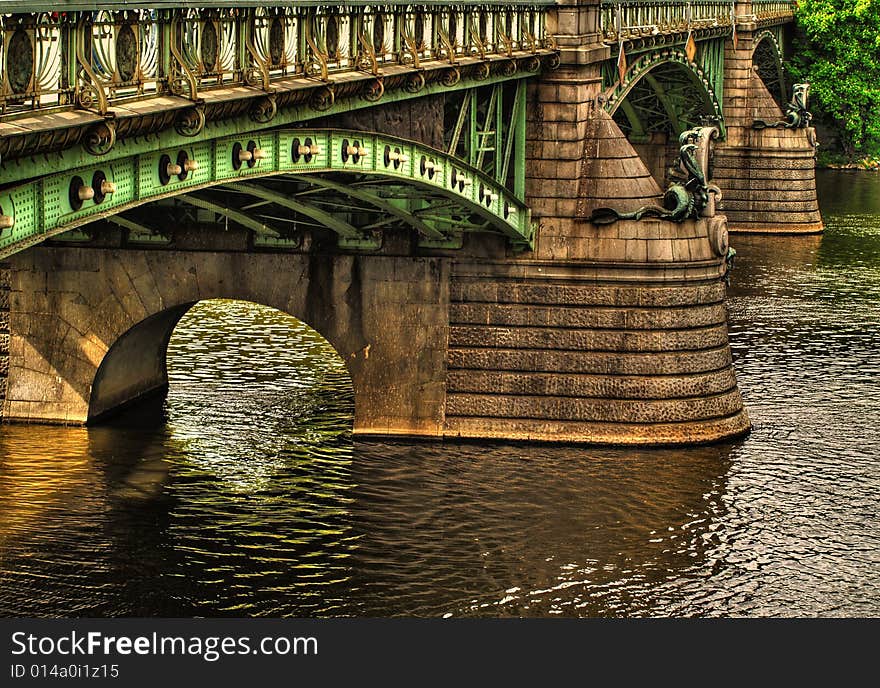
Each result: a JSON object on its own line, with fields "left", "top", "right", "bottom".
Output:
{"left": 316, "top": 94, "right": 446, "bottom": 149}
{"left": 444, "top": 256, "right": 749, "bottom": 445}
{"left": 3, "top": 247, "right": 450, "bottom": 437}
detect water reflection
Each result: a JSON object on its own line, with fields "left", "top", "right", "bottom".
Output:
{"left": 346, "top": 442, "right": 733, "bottom": 616}
{"left": 1, "top": 172, "right": 879, "bottom": 617}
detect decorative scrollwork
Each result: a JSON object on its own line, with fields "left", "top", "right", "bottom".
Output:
{"left": 474, "top": 62, "right": 491, "bottom": 81}
{"left": 304, "top": 20, "right": 330, "bottom": 82}
{"left": 309, "top": 85, "right": 335, "bottom": 112}
{"left": 523, "top": 56, "right": 541, "bottom": 73}
{"left": 174, "top": 105, "right": 206, "bottom": 137}
{"left": 404, "top": 72, "right": 425, "bottom": 94}
{"left": 75, "top": 19, "right": 110, "bottom": 114}
{"left": 77, "top": 83, "right": 102, "bottom": 111}
{"left": 362, "top": 77, "right": 385, "bottom": 102}
{"left": 470, "top": 25, "right": 487, "bottom": 60}
{"left": 753, "top": 83, "right": 813, "bottom": 130}
{"left": 83, "top": 119, "right": 117, "bottom": 156}
{"left": 437, "top": 29, "right": 458, "bottom": 65}
{"left": 588, "top": 126, "right": 721, "bottom": 225}
{"left": 250, "top": 94, "right": 277, "bottom": 124}
{"left": 400, "top": 28, "right": 421, "bottom": 69}
{"left": 440, "top": 67, "right": 461, "bottom": 87}
{"left": 356, "top": 31, "right": 380, "bottom": 76}
{"left": 168, "top": 18, "right": 199, "bottom": 101}
{"left": 244, "top": 24, "right": 271, "bottom": 91}
{"left": 545, "top": 53, "right": 561, "bottom": 70}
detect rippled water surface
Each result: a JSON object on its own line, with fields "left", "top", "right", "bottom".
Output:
{"left": 1, "top": 170, "right": 878, "bottom": 617}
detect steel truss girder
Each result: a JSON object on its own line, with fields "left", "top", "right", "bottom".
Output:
{"left": 0, "top": 128, "right": 533, "bottom": 259}
{"left": 284, "top": 175, "right": 445, "bottom": 241}
{"left": 222, "top": 182, "right": 375, "bottom": 247}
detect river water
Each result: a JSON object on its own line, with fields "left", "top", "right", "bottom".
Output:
{"left": 0, "top": 170, "right": 877, "bottom": 617}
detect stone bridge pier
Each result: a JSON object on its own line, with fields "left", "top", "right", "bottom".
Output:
{"left": 713, "top": 1, "right": 823, "bottom": 234}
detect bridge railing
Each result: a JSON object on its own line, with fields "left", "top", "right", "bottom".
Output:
{"left": 0, "top": 2, "right": 554, "bottom": 117}
{"left": 600, "top": 1, "right": 733, "bottom": 42}
{"left": 599, "top": 0, "right": 795, "bottom": 42}
{"left": 752, "top": 0, "right": 797, "bottom": 22}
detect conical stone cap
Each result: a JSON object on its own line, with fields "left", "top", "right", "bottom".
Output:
{"left": 750, "top": 70, "right": 784, "bottom": 121}
{"left": 577, "top": 108, "right": 663, "bottom": 218}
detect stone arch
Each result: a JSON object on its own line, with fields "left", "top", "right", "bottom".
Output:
{"left": 88, "top": 297, "right": 356, "bottom": 423}
{"left": 4, "top": 247, "right": 448, "bottom": 434}
{"left": 751, "top": 30, "right": 786, "bottom": 109}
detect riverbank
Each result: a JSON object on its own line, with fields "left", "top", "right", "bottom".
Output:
{"left": 819, "top": 152, "right": 880, "bottom": 171}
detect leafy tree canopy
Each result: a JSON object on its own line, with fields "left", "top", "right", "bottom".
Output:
{"left": 790, "top": 0, "right": 880, "bottom": 157}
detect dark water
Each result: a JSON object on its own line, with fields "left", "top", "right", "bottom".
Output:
{"left": 1, "top": 171, "right": 878, "bottom": 617}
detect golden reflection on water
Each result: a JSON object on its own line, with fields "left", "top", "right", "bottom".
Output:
{"left": 0, "top": 426, "right": 98, "bottom": 548}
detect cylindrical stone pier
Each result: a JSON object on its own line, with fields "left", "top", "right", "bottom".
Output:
{"left": 713, "top": 9, "right": 823, "bottom": 234}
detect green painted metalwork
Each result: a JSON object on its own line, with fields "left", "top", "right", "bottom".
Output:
{"left": 697, "top": 36, "right": 725, "bottom": 112}
{"left": 602, "top": 48, "right": 724, "bottom": 138}
{"left": 0, "top": 70, "right": 540, "bottom": 190}
{"left": 177, "top": 195, "right": 284, "bottom": 238}
{"left": 752, "top": 28, "right": 787, "bottom": 109}
{"left": 0, "top": 128, "right": 533, "bottom": 258}
{"left": 282, "top": 176, "right": 445, "bottom": 241}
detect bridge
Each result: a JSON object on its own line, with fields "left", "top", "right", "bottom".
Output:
{"left": 0, "top": 1, "right": 816, "bottom": 444}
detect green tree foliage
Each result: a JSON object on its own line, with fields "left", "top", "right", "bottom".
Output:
{"left": 790, "top": 0, "right": 880, "bottom": 156}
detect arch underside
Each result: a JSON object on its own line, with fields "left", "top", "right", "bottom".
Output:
{"left": 0, "top": 128, "right": 533, "bottom": 259}
{"left": 611, "top": 60, "right": 718, "bottom": 140}
{"left": 753, "top": 32, "right": 786, "bottom": 109}
{"left": 73, "top": 172, "right": 508, "bottom": 253}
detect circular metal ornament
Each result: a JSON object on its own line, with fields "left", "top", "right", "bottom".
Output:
{"left": 373, "top": 13, "right": 385, "bottom": 53}
{"left": 250, "top": 95, "right": 277, "bottom": 124}
{"left": 326, "top": 16, "right": 339, "bottom": 57}
{"left": 77, "top": 83, "right": 102, "bottom": 111}
{"left": 309, "top": 85, "right": 335, "bottom": 112}
{"left": 175, "top": 106, "right": 206, "bottom": 137}
{"left": 440, "top": 68, "right": 460, "bottom": 87}
{"left": 83, "top": 121, "right": 117, "bottom": 156}
{"left": 404, "top": 72, "right": 425, "bottom": 94}
{"left": 362, "top": 78, "right": 384, "bottom": 102}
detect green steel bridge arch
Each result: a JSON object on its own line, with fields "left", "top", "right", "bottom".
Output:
{"left": 752, "top": 28, "right": 787, "bottom": 109}
{"left": 602, "top": 48, "right": 724, "bottom": 139}
{"left": 0, "top": 127, "right": 533, "bottom": 257}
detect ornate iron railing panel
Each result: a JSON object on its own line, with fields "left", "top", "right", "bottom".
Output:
{"left": 600, "top": 1, "right": 733, "bottom": 42}
{"left": 0, "top": 3, "right": 553, "bottom": 116}
{"left": 752, "top": 0, "right": 797, "bottom": 23}
{"left": 599, "top": 0, "right": 795, "bottom": 42}
{"left": 0, "top": 127, "right": 534, "bottom": 257}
